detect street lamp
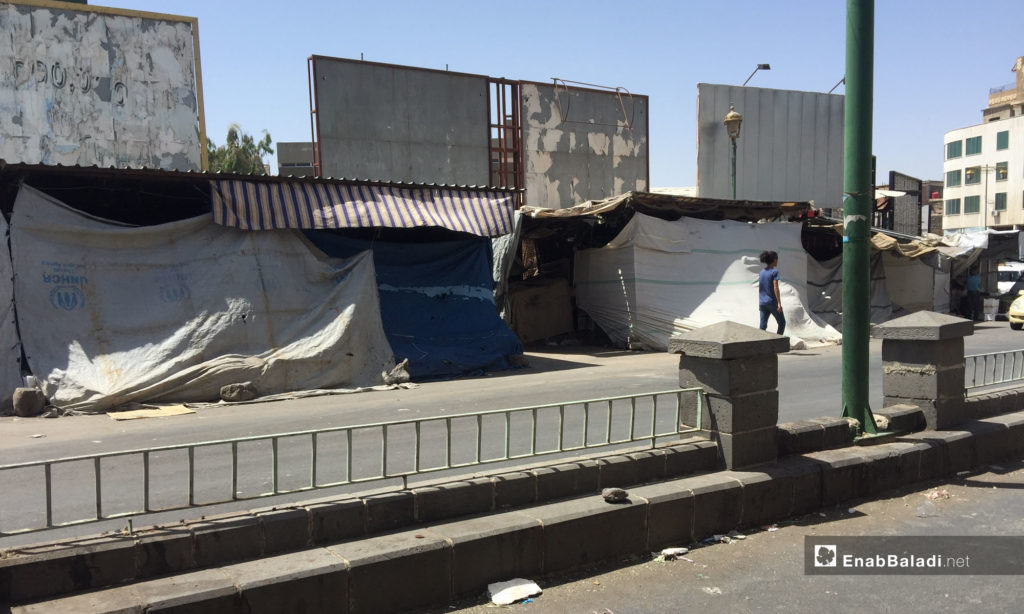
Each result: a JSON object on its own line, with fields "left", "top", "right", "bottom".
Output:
{"left": 742, "top": 63, "right": 771, "bottom": 86}
{"left": 723, "top": 103, "right": 743, "bottom": 200}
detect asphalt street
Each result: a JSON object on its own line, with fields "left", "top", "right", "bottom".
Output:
{"left": 1, "top": 321, "right": 1021, "bottom": 545}
{"left": 424, "top": 459, "right": 1024, "bottom": 614}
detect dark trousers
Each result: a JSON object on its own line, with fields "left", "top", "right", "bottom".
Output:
{"left": 759, "top": 304, "right": 786, "bottom": 335}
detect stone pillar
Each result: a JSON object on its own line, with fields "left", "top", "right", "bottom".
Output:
{"left": 669, "top": 321, "right": 789, "bottom": 469}
{"left": 872, "top": 311, "right": 972, "bottom": 430}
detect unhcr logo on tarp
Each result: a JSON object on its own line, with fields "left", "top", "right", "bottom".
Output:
{"left": 49, "top": 286, "right": 84, "bottom": 311}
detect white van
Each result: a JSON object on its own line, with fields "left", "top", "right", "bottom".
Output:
{"left": 998, "top": 261, "right": 1024, "bottom": 294}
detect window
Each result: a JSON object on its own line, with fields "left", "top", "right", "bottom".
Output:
{"left": 964, "top": 195, "right": 981, "bottom": 213}
{"left": 996, "top": 192, "right": 1007, "bottom": 211}
{"left": 946, "top": 169, "right": 961, "bottom": 187}
{"left": 966, "top": 136, "right": 982, "bottom": 155}
{"left": 997, "top": 130, "right": 1009, "bottom": 150}
{"left": 946, "top": 140, "right": 962, "bottom": 159}
{"left": 997, "top": 162, "right": 1008, "bottom": 181}
{"left": 965, "top": 166, "right": 981, "bottom": 185}
{"left": 945, "top": 198, "right": 961, "bottom": 215}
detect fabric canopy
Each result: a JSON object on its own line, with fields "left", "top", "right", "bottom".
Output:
{"left": 306, "top": 232, "right": 524, "bottom": 380}
{"left": 575, "top": 214, "right": 841, "bottom": 350}
{"left": 210, "top": 179, "right": 516, "bottom": 237}
{"left": 12, "top": 184, "right": 395, "bottom": 412}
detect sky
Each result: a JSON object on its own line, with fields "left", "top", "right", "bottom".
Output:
{"left": 99, "top": 0, "right": 1024, "bottom": 187}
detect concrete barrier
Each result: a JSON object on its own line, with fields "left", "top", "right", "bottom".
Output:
{"left": 15, "top": 411, "right": 1024, "bottom": 613}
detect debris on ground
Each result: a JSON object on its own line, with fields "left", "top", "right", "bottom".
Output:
{"left": 601, "top": 487, "right": 629, "bottom": 503}
{"left": 488, "top": 578, "right": 542, "bottom": 606}
{"left": 654, "top": 547, "right": 690, "bottom": 562}
{"left": 30, "top": 433, "right": 45, "bottom": 438}
{"left": 220, "top": 381, "right": 258, "bottom": 402}
{"left": 927, "top": 489, "right": 951, "bottom": 501}
{"left": 873, "top": 414, "right": 890, "bottom": 430}
{"left": 702, "top": 587, "right": 723, "bottom": 596}
{"left": 726, "top": 530, "right": 746, "bottom": 540}
{"left": 763, "top": 524, "right": 779, "bottom": 532}
{"left": 382, "top": 358, "right": 411, "bottom": 385}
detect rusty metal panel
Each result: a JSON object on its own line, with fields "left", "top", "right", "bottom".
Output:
{"left": 310, "top": 56, "right": 490, "bottom": 185}
{"left": 520, "top": 82, "right": 649, "bottom": 209}
{"left": 696, "top": 83, "right": 843, "bottom": 207}
{"left": 0, "top": 2, "right": 203, "bottom": 170}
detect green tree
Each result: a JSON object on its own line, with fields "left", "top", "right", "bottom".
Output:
{"left": 207, "top": 123, "right": 274, "bottom": 174}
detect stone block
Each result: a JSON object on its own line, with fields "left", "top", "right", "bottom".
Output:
{"left": 896, "top": 430, "right": 974, "bottom": 477}
{"left": 681, "top": 392, "right": 710, "bottom": 430}
{"left": 413, "top": 478, "right": 493, "bottom": 523}
{"left": 11, "top": 585, "right": 142, "bottom": 614}
{"left": 135, "top": 568, "right": 241, "bottom": 613}
{"left": 684, "top": 472, "right": 742, "bottom": 539}
{"left": 0, "top": 535, "right": 138, "bottom": 603}
{"left": 882, "top": 365, "right": 965, "bottom": 400}
{"left": 961, "top": 420, "right": 1011, "bottom": 465}
{"left": 134, "top": 526, "right": 195, "bottom": 579}
{"left": 254, "top": 507, "right": 310, "bottom": 555}
{"left": 363, "top": 491, "right": 414, "bottom": 534}
{"left": 190, "top": 513, "right": 262, "bottom": 568}
{"left": 664, "top": 440, "right": 719, "bottom": 477}
{"left": 533, "top": 461, "right": 600, "bottom": 500}
{"left": 857, "top": 446, "right": 905, "bottom": 495}
{"left": 631, "top": 480, "right": 695, "bottom": 549}
{"left": 777, "top": 420, "right": 825, "bottom": 455}
{"left": 432, "top": 512, "right": 542, "bottom": 598}
{"left": 493, "top": 471, "right": 536, "bottom": 508}
{"left": 668, "top": 321, "right": 790, "bottom": 359}
{"left": 714, "top": 426, "right": 778, "bottom": 469}
{"left": 881, "top": 336, "right": 965, "bottom": 367}
{"left": 802, "top": 448, "right": 870, "bottom": 506}
{"left": 306, "top": 498, "right": 365, "bottom": 544}
{"left": 983, "top": 411, "right": 1024, "bottom": 450}
{"left": 704, "top": 390, "right": 779, "bottom": 433}
{"left": 874, "top": 404, "right": 926, "bottom": 433}
{"left": 597, "top": 455, "right": 640, "bottom": 489}
{"left": 885, "top": 397, "right": 965, "bottom": 430}
{"left": 521, "top": 495, "right": 648, "bottom": 573}
{"left": 331, "top": 529, "right": 451, "bottom": 614}
{"left": 13, "top": 387, "right": 46, "bottom": 417}
{"left": 225, "top": 549, "right": 348, "bottom": 614}
{"left": 776, "top": 456, "right": 824, "bottom": 516}
{"left": 871, "top": 311, "right": 973, "bottom": 341}
{"left": 720, "top": 470, "right": 789, "bottom": 528}
{"left": 808, "top": 417, "right": 857, "bottom": 449}
{"left": 678, "top": 353, "right": 778, "bottom": 396}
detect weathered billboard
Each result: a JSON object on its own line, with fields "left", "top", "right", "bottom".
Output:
{"left": 521, "top": 82, "right": 648, "bottom": 208}
{"left": 310, "top": 56, "right": 491, "bottom": 186}
{"left": 696, "top": 83, "right": 843, "bottom": 207}
{"left": 0, "top": 1, "right": 205, "bottom": 170}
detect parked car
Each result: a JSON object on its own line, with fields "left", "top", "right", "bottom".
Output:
{"left": 1008, "top": 290, "right": 1024, "bottom": 330}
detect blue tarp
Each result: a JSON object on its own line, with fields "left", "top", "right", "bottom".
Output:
{"left": 306, "top": 232, "right": 523, "bottom": 380}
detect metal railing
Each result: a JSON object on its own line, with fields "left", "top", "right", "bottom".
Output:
{"left": 965, "top": 349, "right": 1024, "bottom": 393}
{"left": 0, "top": 388, "right": 702, "bottom": 536}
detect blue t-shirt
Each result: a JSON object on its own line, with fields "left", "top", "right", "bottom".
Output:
{"left": 758, "top": 268, "right": 779, "bottom": 306}
{"left": 966, "top": 274, "right": 981, "bottom": 292}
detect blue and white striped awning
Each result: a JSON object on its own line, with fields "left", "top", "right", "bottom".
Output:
{"left": 210, "top": 180, "right": 516, "bottom": 237}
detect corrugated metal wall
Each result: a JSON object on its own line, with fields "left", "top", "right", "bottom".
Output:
{"left": 696, "top": 84, "right": 844, "bottom": 208}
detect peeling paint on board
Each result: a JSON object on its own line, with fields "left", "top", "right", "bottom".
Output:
{"left": 0, "top": 4, "right": 202, "bottom": 170}
{"left": 521, "top": 83, "right": 649, "bottom": 209}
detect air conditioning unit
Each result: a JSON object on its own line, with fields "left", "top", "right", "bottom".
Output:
{"left": 992, "top": 210, "right": 1001, "bottom": 219}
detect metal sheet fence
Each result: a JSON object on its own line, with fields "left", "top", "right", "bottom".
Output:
{"left": 0, "top": 388, "right": 702, "bottom": 536}
{"left": 965, "top": 350, "right": 1024, "bottom": 393}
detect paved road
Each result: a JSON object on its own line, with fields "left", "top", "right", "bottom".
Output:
{"left": 424, "top": 459, "right": 1024, "bottom": 614}
{"left": 1, "top": 321, "right": 1021, "bottom": 543}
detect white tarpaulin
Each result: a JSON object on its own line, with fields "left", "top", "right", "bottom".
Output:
{"left": 574, "top": 214, "right": 841, "bottom": 350}
{"left": 0, "top": 213, "right": 21, "bottom": 412}
{"left": 806, "top": 253, "right": 894, "bottom": 328}
{"left": 11, "top": 184, "right": 395, "bottom": 412}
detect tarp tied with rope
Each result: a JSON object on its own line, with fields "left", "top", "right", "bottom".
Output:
{"left": 210, "top": 180, "right": 516, "bottom": 237}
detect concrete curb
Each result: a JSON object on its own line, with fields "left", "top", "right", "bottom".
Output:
{"left": 0, "top": 439, "right": 718, "bottom": 605}
{"left": 11, "top": 410, "right": 1024, "bottom": 613}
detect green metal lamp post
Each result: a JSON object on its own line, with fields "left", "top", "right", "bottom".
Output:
{"left": 723, "top": 104, "right": 742, "bottom": 200}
